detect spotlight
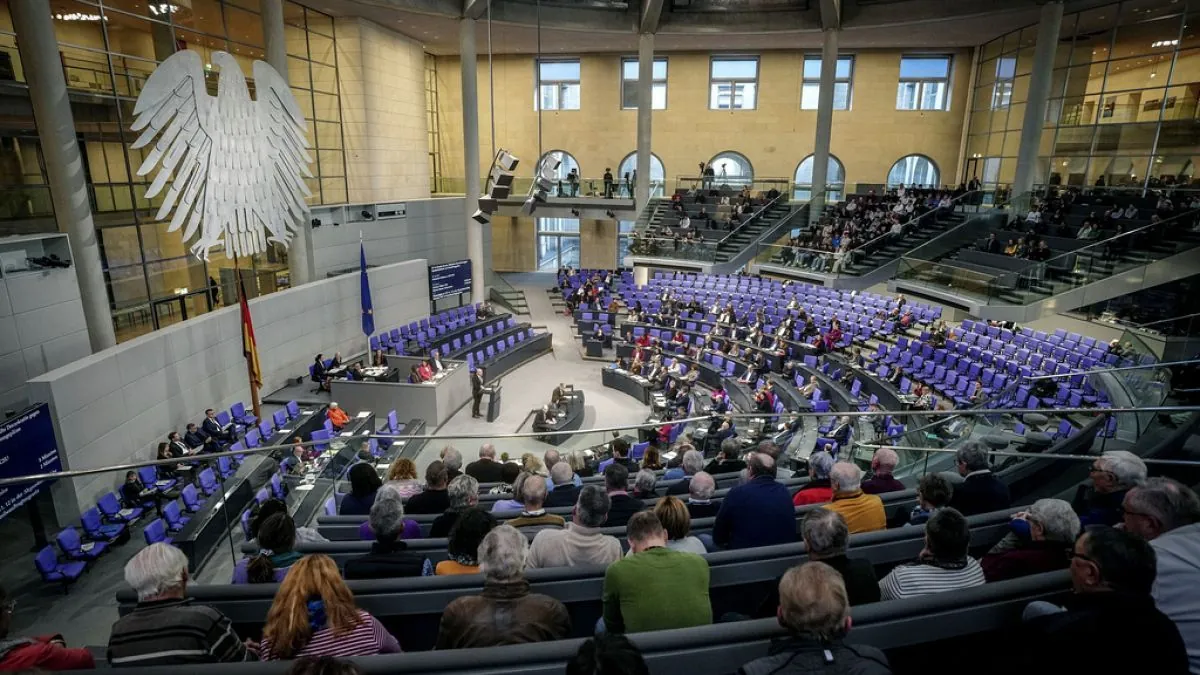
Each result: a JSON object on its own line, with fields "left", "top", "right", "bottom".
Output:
{"left": 496, "top": 149, "right": 519, "bottom": 172}
{"left": 360, "top": 210, "right": 373, "bottom": 220}
{"left": 471, "top": 209, "right": 490, "bottom": 225}
{"left": 571, "top": 208, "right": 581, "bottom": 217}
{"left": 478, "top": 196, "right": 498, "bottom": 214}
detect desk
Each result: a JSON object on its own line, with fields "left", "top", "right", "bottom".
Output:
{"left": 479, "top": 332, "right": 554, "bottom": 384}
{"left": 535, "top": 391, "right": 586, "bottom": 446}
{"left": 288, "top": 411, "right": 376, "bottom": 529}
{"left": 602, "top": 367, "right": 652, "bottom": 405}
{"left": 332, "top": 361, "right": 469, "bottom": 428}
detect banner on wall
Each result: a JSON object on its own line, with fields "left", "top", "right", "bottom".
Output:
{"left": 0, "top": 403, "right": 62, "bottom": 522}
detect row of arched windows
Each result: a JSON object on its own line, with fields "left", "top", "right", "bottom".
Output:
{"left": 537, "top": 150, "right": 942, "bottom": 198}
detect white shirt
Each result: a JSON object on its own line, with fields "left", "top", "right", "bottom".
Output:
{"left": 680, "top": 216, "right": 691, "bottom": 229}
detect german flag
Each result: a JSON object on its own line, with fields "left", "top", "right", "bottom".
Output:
{"left": 239, "top": 278, "right": 262, "bottom": 389}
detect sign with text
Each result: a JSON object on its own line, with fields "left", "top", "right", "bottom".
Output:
{"left": 0, "top": 403, "right": 61, "bottom": 521}
{"left": 429, "top": 259, "right": 473, "bottom": 300}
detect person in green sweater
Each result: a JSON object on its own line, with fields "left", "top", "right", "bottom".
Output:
{"left": 601, "top": 511, "right": 712, "bottom": 634}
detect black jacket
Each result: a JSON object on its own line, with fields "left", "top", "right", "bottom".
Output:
{"left": 756, "top": 554, "right": 880, "bottom": 618}
{"left": 687, "top": 500, "right": 721, "bottom": 520}
{"left": 949, "top": 471, "right": 1011, "bottom": 516}
{"left": 183, "top": 431, "right": 208, "bottom": 449}
{"left": 544, "top": 484, "right": 582, "bottom": 509}
{"left": 605, "top": 493, "right": 644, "bottom": 527}
{"left": 666, "top": 476, "right": 692, "bottom": 496}
{"left": 343, "top": 540, "right": 432, "bottom": 580}
{"left": 739, "top": 636, "right": 891, "bottom": 675}
{"left": 404, "top": 488, "right": 450, "bottom": 515}
{"left": 429, "top": 510, "right": 462, "bottom": 539}
{"left": 465, "top": 459, "right": 505, "bottom": 484}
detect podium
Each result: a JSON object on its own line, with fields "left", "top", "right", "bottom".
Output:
{"left": 585, "top": 339, "right": 604, "bottom": 357}
{"left": 485, "top": 384, "right": 502, "bottom": 422}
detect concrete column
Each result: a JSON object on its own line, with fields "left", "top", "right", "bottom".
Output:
{"left": 262, "top": 0, "right": 312, "bottom": 287}
{"left": 808, "top": 28, "right": 838, "bottom": 225}
{"left": 11, "top": 0, "right": 115, "bottom": 351}
{"left": 460, "top": 19, "right": 485, "bottom": 304}
{"left": 635, "top": 33, "right": 654, "bottom": 210}
{"left": 1012, "top": 1, "right": 1064, "bottom": 200}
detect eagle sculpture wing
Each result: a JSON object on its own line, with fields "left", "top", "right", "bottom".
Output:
{"left": 252, "top": 59, "right": 312, "bottom": 247}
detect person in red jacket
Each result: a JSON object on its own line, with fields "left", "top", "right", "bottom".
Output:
{"left": 793, "top": 448, "right": 836, "bottom": 506}
{"left": 0, "top": 586, "right": 94, "bottom": 670}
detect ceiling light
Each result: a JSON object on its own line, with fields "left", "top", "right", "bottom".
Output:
{"left": 148, "top": 3, "right": 179, "bottom": 16}
{"left": 1151, "top": 39, "right": 1178, "bottom": 48}
{"left": 54, "top": 12, "right": 105, "bottom": 21}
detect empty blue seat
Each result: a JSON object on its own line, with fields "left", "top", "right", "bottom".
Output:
{"left": 181, "top": 483, "right": 205, "bottom": 512}
{"left": 198, "top": 467, "right": 220, "bottom": 496}
{"left": 286, "top": 400, "right": 301, "bottom": 419}
{"left": 143, "top": 519, "right": 172, "bottom": 546}
{"left": 273, "top": 410, "right": 288, "bottom": 429}
{"left": 139, "top": 465, "right": 177, "bottom": 493}
{"left": 81, "top": 507, "right": 125, "bottom": 543}
{"left": 34, "top": 545, "right": 86, "bottom": 592}
{"left": 97, "top": 492, "right": 142, "bottom": 523}
{"left": 270, "top": 473, "right": 286, "bottom": 500}
{"left": 57, "top": 526, "right": 106, "bottom": 561}
{"left": 258, "top": 420, "right": 274, "bottom": 438}
{"left": 162, "top": 500, "right": 189, "bottom": 532}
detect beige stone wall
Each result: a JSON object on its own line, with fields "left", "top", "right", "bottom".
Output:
{"left": 433, "top": 48, "right": 973, "bottom": 190}
{"left": 336, "top": 18, "right": 430, "bottom": 203}
{"left": 490, "top": 216, "right": 536, "bottom": 272}
{"left": 579, "top": 219, "right": 619, "bottom": 269}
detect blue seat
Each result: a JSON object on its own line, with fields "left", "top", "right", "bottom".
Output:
{"left": 181, "top": 483, "right": 205, "bottom": 512}
{"left": 270, "top": 473, "right": 286, "bottom": 500}
{"left": 34, "top": 546, "right": 86, "bottom": 592}
{"left": 311, "top": 429, "right": 333, "bottom": 454}
{"left": 56, "top": 526, "right": 107, "bottom": 561}
{"left": 162, "top": 500, "right": 190, "bottom": 532}
{"left": 231, "top": 401, "right": 257, "bottom": 428}
{"left": 97, "top": 492, "right": 142, "bottom": 523}
{"left": 80, "top": 507, "right": 126, "bottom": 543}
{"left": 631, "top": 441, "right": 650, "bottom": 461}
{"left": 216, "top": 410, "right": 234, "bottom": 430}
{"left": 216, "top": 455, "right": 235, "bottom": 480}
{"left": 198, "top": 467, "right": 220, "bottom": 496}
{"left": 273, "top": 410, "right": 288, "bottom": 429}
{"left": 258, "top": 420, "right": 274, "bottom": 438}
{"left": 143, "top": 519, "right": 173, "bottom": 546}
{"left": 138, "top": 465, "right": 176, "bottom": 493}
{"left": 286, "top": 400, "right": 301, "bottom": 419}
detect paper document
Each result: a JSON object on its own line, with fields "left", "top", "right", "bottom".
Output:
{"left": 295, "top": 484, "right": 315, "bottom": 492}
{"left": 340, "top": 432, "right": 352, "bottom": 437}
{"left": 356, "top": 411, "right": 370, "bottom": 418}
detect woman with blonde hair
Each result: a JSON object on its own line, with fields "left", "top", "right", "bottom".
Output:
{"left": 521, "top": 452, "right": 545, "bottom": 476}
{"left": 260, "top": 555, "right": 401, "bottom": 659}
{"left": 651, "top": 496, "right": 707, "bottom": 554}
{"left": 384, "top": 458, "right": 423, "bottom": 499}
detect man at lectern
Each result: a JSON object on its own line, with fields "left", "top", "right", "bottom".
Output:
{"left": 471, "top": 367, "right": 485, "bottom": 418}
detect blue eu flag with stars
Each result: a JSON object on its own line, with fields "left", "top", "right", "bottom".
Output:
{"left": 360, "top": 242, "right": 374, "bottom": 337}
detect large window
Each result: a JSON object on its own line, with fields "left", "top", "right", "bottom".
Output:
{"left": 887, "top": 155, "right": 941, "bottom": 187}
{"left": 537, "top": 60, "right": 580, "bottom": 110}
{"left": 709, "top": 57, "right": 758, "bottom": 110}
{"left": 617, "top": 152, "right": 666, "bottom": 197}
{"left": 896, "top": 55, "right": 952, "bottom": 110}
{"left": 285, "top": 3, "right": 349, "bottom": 206}
{"left": 621, "top": 58, "right": 667, "bottom": 109}
{"left": 536, "top": 218, "right": 580, "bottom": 272}
{"left": 801, "top": 56, "right": 854, "bottom": 110}
{"left": 991, "top": 56, "right": 1016, "bottom": 109}
{"left": 793, "top": 154, "right": 846, "bottom": 201}
{"left": 618, "top": 220, "right": 636, "bottom": 265}
{"left": 707, "top": 151, "right": 754, "bottom": 187}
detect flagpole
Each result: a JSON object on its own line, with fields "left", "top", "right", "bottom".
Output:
{"left": 234, "top": 252, "right": 262, "bottom": 422}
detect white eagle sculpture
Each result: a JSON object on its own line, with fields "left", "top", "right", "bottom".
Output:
{"left": 131, "top": 50, "right": 312, "bottom": 260}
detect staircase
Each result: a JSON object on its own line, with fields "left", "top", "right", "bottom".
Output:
{"left": 488, "top": 275, "right": 530, "bottom": 316}
{"left": 713, "top": 200, "right": 795, "bottom": 264}
{"left": 840, "top": 211, "right": 968, "bottom": 276}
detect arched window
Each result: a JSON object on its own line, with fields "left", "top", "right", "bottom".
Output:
{"left": 538, "top": 150, "right": 580, "bottom": 196}
{"left": 707, "top": 151, "right": 753, "bottom": 188}
{"left": 793, "top": 154, "right": 845, "bottom": 201}
{"left": 887, "top": 154, "right": 940, "bottom": 188}
{"left": 617, "top": 152, "right": 666, "bottom": 198}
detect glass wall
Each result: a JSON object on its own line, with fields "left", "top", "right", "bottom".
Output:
{"left": 38, "top": 0, "right": 345, "bottom": 342}
{"left": 966, "top": 0, "right": 1197, "bottom": 193}
{"left": 536, "top": 217, "right": 580, "bottom": 272}
{"left": 0, "top": 2, "right": 51, "bottom": 230}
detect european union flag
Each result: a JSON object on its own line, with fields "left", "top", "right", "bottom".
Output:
{"left": 360, "top": 242, "right": 374, "bottom": 336}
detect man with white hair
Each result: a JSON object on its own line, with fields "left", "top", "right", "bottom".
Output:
{"left": 465, "top": 443, "right": 505, "bottom": 483}
{"left": 825, "top": 461, "right": 885, "bottom": 534}
{"left": 981, "top": 498, "right": 1080, "bottom": 582}
{"left": 440, "top": 445, "right": 463, "bottom": 481}
{"left": 687, "top": 471, "right": 720, "bottom": 519}
{"left": 430, "top": 474, "right": 479, "bottom": 538}
{"left": 507, "top": 475, "right": 566, "bottom": 529}
{"left": 437, "top": 525, "right": 571, "bottom": 648}
{"left": 543, "top": 448, "right": 582, "bottom": 493}
{"left": 345, "top": 485, "right": 434, "bottom": 579}
{"left": 1073, "top": 450, "right": 1147, "bottom": 527}
{"left": 862, "top": 447, "right": 905, "bottom": 495}
{"left": 107, "top": 543, "right": 256, "bottom": 665}
{"left": 544, "top": 461, "right": 582, "bottom": 508}
{"left": 666, "top": 449, "right": 706, "bottom": 496}
{"left": 949, "top": 440, "right": 1010, "bottom": 516}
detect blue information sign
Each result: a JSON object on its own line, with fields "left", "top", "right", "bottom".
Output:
{"left": 0, "top": 403, "right": 61, "bottom": 521}
{"left": 429, "top": 259, "right": 473, "bottom": 300}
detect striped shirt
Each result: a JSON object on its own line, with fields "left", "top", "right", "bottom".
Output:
{"left": 107, "top": 598, "right": 254, "bottom": 666}
{"left": 878, "top": 558, "right": 986, "bottom": 601}
{"left": 259, "top": 610, "right": 401, "bottom": 660}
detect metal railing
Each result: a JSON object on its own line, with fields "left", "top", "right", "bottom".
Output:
{"left": 628, "top": 191, "right": 790, "bottom": 264}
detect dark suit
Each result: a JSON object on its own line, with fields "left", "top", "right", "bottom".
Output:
{"left": 605, "top": 493, "right": 644, "bottom": 527}
{"left": 471, "top": 372, "right": 484, "bottom": 417}
{"left": 544, "top": 484, "right": 582, "bottom": 508}
{"left": 533, "top": 411, "right": 555, "bottom": 433}
{"left": 404, "top": 488, "right": 450, "bottom": 515}
{"left": 184, "top": 431, "right": 208, "bottom": 449}
{"left": 344, "top": 541, "right": 432, "bottom": 580}
{"left": 687, "top": 500, "right": 721, "bottom": 520}
{"left": 950, "top": 470, "right": 1011, "bottom": 516}
{"left": 666, "top": 476, "right": 692, "bottom": 496}
{"left": 757, "top": 554, "right": 879, "bottom": 617}
{"left": 168, "top": 441, "right": 189, "bottom": 458}
{"left": 465, "top": 459, "right": 505, "bottom": 484}
{"left": 201, "top": 417, "right": 231, "bottom": 443}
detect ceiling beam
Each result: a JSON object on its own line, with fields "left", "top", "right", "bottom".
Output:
{"left": 463, "top": 0, "right": 488, "bottom": 20}
{"left": 640, "top": 0, "right": 665, "bottom": 34}
{"left": 819, "top": 0, "right": 840, "bottom": 30}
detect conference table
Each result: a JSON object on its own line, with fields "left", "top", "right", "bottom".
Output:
{"left": 534, "top": 390, "right": 586, "bottom": 446}
{"left": 286, "top": 411, "right": 377, "bottom": 526}
{"left": 602, "top": 366, "right": 652, "bottom": 405}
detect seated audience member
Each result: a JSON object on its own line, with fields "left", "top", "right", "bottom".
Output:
{"left": 344, "top": 487, "right": 433, "bottom": 580}
{"left": 528, "top": 486, "right": 622, "bottom": 568}
{"left": 879, "top": 508, "right": 985, "bottom": 600}
{"left": 603, "top": 511, "right": 712, "bottom": 633}
{"left": 1073, "top": 450, "right": 1147, "bottom": 527}
{"left": 862, "top": 448, "right": 905, "bottom": 495}
{"left": 949, "top": 441, "right": 1011, "bottom": 516}
{"left": 604, "top": 463, "right": 644, "bottom": 527}
{"left": 465, "top": 443, "right": 505, "bottom": 483}
{"left": 416, "top": 360, "right": 433, "bottom": 381}
{"left": 640, "top": 447, "right": 664, "bottom": 471}
{"left": 826, "top": 462, "right": 886, "bottom": 534}
{"left": 793, "top": 450, "right": 835, "bottom": 506}
{"left": 543, "top": 449, "right": 583, "bottom": 492}
{"left": 107, "top": 544, "right": 252, "bottom": 667}
{"left": 490, "top": 471, "right": 528, "bottom": 513}
{"left": 982, "top": 498, "right": 1080, "bottom": 582}
{"left": 566, "top": 634, "right": 649, "bottom": 675}
{"left": 166, "top": 431, "right": 189, "bottom": 458}
{"left": 436, "top": 508, "right": 497, "bottom": 575}
{"left": 234, "top": 513, "right": 303, "bottom": 584}
{"left": 507, "top": 475, "right": 566, "bottom": 529}
{"left": 755, "top": 441, "right": 793, "bottom": 479}
{"left": 705, "top": 438, "right": 748, "bottom": 475}
{"left": 201, "top": 408, "right": 233, "bottom": 443}
{"left": 441, "top": 446, "right": 464, "bottom": 481}
{"left": 907, "top": 473, "right": 953, "bottom": 526}
{"left": 407, "top": 365, "right": 424, "bottom": 383}
{"left": 739, "top": 562, "right": 891, "bottom": 675}
{"left": 436, "top": 525, "right": 571, "bottom": 649}
{"left": 686, "top": 471, "right": 720, "bottom": 519}
{"left": 326, "top": 402, "right": 351, "bottom": 431}
{"left": 312, "top": 355, "right": 332, "bottom": 391}
{"left": 281, "top": 444, "right": 307, "bottom": 476}
{"left": 758, "top": 509, "right": 879, "bottom": 618}
{"left": 259, "top": 555, "right": 400, "bottom": 659}
{"left": 489, "top": 462, "right": 522, "bottom": 496}
{"left": 251, "top": 499, "right": 326, "bottom": 545}
{"left": 339, "top": 463, "right": 382, "bottom": 516}
{"left": 653, "top": 496, "right": 708, "bottom": 554}
{"left": 183, "top": 423, "right": 209, "bottom": 451}
{"left": 599, "top": 438, "right": 638, "bottom": 473}
{"left": 120, "top": 470, "right": 155, "bottom": 511}
{"left": 522, "top": 452, "right": 545, "bottom": 477}
{"left": 383, "top": 458, "right": 423, "bottom": 499}
{"left": 544, "top": 461, "right": 583, "bottom": 508}
{"left": 1017, "top": 526, "right": 1188, "bottom": 675}
{"left": 1120, "top": 477, "right": 1200, "bottom": 673}
{"left": 430, "top": 474, "right": 480, "bottom": 538}
{"left": 666, "top": 449, "right": 706, "bottom": 495}
{"left": 713, "top": 453, "right": 796, "bottom": 550}
{"left": 403, "top": 461, "right": 450, "bottom": 514}
{"left": 631, "top": 469, "right": 658, "bottom": 500}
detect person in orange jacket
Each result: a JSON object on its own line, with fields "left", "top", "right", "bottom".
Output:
{"left": 327, "top": 402, "right": 351, "bottom": 430}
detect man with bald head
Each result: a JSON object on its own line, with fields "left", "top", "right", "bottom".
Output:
{"left": 686, "top": 471, "right": 720, "bottom": 519}
{"left": 712, "top": 453, "right": 796, "bottom": 550}
{"left": 544, "top": 461, "right": 582, "bottom": 508}
{"left": 465, "top": 443, "right": 505, "bottom": 483}
{"left": 543, "top": 448, "right": 582, "bottom": 493}
{"left": 862, "top": 447, "right": 905, "bottom": 495}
